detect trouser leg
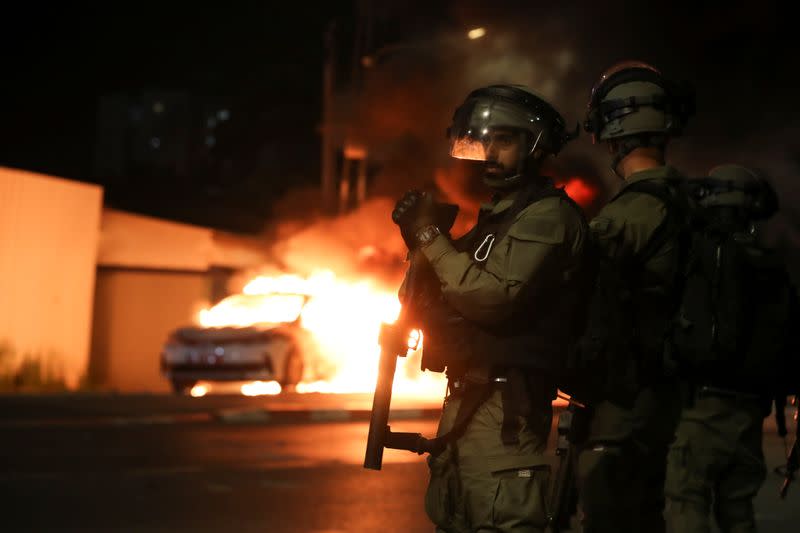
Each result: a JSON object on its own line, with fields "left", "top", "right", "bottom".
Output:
{"left": 577, "top": 442, "right": 642, "bottom": 533}
{"left": 714, "top": 415, "right": 765, "bottom": 533}
{"left": 713, "top": 498, "right": 757, "bottom": 533}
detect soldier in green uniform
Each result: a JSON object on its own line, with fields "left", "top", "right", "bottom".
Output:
{"left": 392, "top": 84, "right": 590, "bottom": 532}
{"left": 575, "top": 61, "right": 696, "bottom": 533}
{"left": 664, "top": 164, "right": 788, "bottom": 533}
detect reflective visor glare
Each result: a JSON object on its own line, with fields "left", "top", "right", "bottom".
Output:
{"left": 449, "top": 137, "right": 487, "bottom": 161}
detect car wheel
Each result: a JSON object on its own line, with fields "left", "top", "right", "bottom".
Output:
{"left": 281, "top": 348, "right": 304, "bottom": 391}
{"left": 171, "top": 379, "right": 197, "bottom": 395}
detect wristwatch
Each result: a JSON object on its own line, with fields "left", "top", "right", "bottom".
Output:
{"left": 414, "top": 224, "right": 441, "bottom": 249}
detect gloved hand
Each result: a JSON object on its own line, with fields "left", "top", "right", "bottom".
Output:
{"left": 392, "top": 190, "right": 438, "bottom": 249}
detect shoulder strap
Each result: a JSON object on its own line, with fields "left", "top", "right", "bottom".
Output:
{"left": 495, "top": 179, "right": 577, "bottom": 243}
{"left": 614, "top": 179, "right": 687, "bottom": 265}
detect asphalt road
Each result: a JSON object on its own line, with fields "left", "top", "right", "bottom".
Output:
{"left": 0, "top": 394, "right": 799, "bottom": 532}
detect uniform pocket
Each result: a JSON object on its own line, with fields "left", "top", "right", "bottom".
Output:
{"left": 665, "top": 431, "right": 714, "bottom": 502}
{"left": 664, "top": 441, "right": 690, "bottom": 499}
{"left": 505, "top": 216, "right": 566, "bottom": 283}
{"left": 425, "top": 449, "right": 461, "bottom": 530}
{"left": 490, "top": 466, "right": 550, "bottom": 530}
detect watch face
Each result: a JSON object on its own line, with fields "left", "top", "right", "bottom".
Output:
{"left": 415, "top": 225, "right": 441, "bottom": 248}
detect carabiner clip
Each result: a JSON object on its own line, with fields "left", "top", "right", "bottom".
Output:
{"left": 473, "top": 234, "right": 496, "bottom": 263}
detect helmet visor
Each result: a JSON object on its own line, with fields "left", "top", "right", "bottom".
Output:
{"left": 447, "top": 97, "right": 537, "bottom": 161}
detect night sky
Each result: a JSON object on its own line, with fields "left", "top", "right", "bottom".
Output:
{"left": 2, "top": 1, "right": 798, "bottom": 238}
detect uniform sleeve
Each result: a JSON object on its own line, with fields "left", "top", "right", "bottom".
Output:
{"left": 590, "top": 194, "right": 667, "bottom": 264}
{"left": 421, "top": 202, "right": 576, "bottom": 325}
{"left": 588, "top": 214, "right": 630, "bottom": 261}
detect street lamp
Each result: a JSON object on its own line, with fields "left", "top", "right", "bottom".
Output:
{"left": 360, "top": 28, "right": 488, "bottom": 69}
{"left": 467, "top": 27, "right": 486, "bottom": 40}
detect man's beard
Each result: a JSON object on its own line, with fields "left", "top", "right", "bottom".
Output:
{"left": 483, "top": 161, "right": 511, "bottom": 180}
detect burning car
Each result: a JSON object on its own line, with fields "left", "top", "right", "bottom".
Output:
{"left": 161, "top": 269, "right": 446, "bottom": 397}
{"left": 160, "top": 292, "right": 311, "bottom": 394}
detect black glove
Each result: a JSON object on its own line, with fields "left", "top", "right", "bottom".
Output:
{"left": 392, "top": 190, "right": 438, "bottom": 249}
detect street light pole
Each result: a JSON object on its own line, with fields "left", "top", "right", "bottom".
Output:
{"left": 321, "top": 20, "right": 337, "bottom": 214}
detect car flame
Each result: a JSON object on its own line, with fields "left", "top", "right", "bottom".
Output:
{"left": 196, "top": 270, "right": 446, "bottom": 398}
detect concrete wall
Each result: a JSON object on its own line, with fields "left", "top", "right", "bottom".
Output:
{"left": 89, "top": 268, "right": 214, "bottom": 392}
{"left": 0, "top": 171, "right": 268, "bottom": 393}
{"left": 0, "top": 167, "right": 102, "bottom": 389}
{"left": 90, "top": 209, "right": 260, "bottom": 392}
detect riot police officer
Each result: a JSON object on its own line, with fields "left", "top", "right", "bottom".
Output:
{"left": 664, "top": 164, "right": 789, "bottom": 533}
{"left": 576, "top": 61, "right": 695, "bottom": 533}
{"left": 392, "top": 84, "right": 589, "bottom": 532}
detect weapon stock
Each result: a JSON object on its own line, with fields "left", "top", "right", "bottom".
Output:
{"left": 364, "top": 254, "right": 423, "bottom": 471}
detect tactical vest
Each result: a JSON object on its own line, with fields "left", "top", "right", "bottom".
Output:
{"left": 411, "top": 178, "right": 590, "bottom": 449}
{"left": 570, "top": 178, "right": 687, "bottom": 406}
{"left": 418, "top": 178, "right": 590, "bottom": 384}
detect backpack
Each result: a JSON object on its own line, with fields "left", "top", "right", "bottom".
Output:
{"left": 570, "top": 176, "right": 797, "bottom": 404}
{"left": 666, "top": 186, "right": 798, "bottom": 395}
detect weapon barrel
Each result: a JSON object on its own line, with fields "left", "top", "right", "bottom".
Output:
{"left": 364, "top": 344, "right": 399, "bottom": 470}
{"left": 364, "top": 254, "right": 422, "bottom": 470}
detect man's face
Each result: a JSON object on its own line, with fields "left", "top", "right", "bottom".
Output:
{"left": 483, "top": 128, "right": 523, "bottom": 180}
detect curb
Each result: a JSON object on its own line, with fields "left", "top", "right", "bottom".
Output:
{"left": 0, "top": 408, "right": 442, "bottom": 429}
{"left": 214, "top": 407, "right": 442, "bottom": 425}
{"left": 0, "top": 412, "right": 214, "bottom": 429}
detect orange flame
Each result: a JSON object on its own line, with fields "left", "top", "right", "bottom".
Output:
{"left": 558, "top": 176, "right": 597, "bottom": 207}
{"left": 197, "top": 270, "right": 446, "bottom": 398}
{"left": 449, "top": 138, "right": 487, "bottom": 161}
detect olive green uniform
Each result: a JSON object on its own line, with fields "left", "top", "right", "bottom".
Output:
{"left": 576, "top": 166, "right": 684, "bottom": 533}
{"left": 664, "top": 390, "right": 766, "bottom": 533}
{"left": 418, "top": 187, "right": 587, "bottom": 532}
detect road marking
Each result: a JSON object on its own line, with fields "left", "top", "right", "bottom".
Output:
{"left": 216, "top": 408, "right": 271, "bottom": 423}
{"left": 390, "top": 408, "right": 424, "bottom": 419}
{"left": 309, "top": 410, "right": 351, "bottom": 422}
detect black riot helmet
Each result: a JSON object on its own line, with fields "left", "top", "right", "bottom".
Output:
{"left": 584, "top": 61, "right": 695, "bottom": 144}
{"left": 699, "top": 164, "right": 779, "bottom": 221}
{"left": 447, "top": 84, "right": 575, "bottom": 189}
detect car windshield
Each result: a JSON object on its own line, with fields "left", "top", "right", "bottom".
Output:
{"left": 198, "top": 292, "right": 308, "bottom": 328}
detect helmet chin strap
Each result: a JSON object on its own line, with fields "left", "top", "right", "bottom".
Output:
{"left": 505, "top": 129, "right": 544, "bottom": 184}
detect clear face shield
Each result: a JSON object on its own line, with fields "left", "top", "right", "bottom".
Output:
{"left": 447, "top": 98, "right": 543, "bottom": 162}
